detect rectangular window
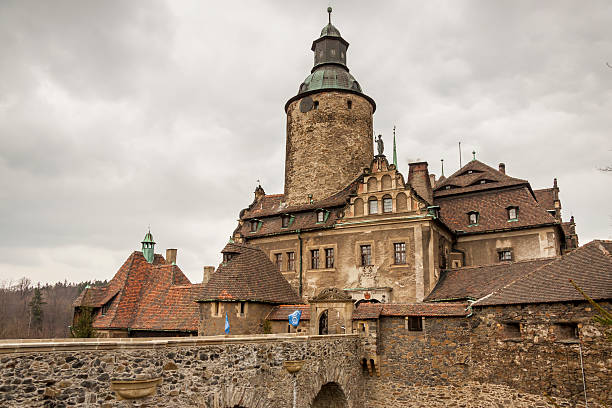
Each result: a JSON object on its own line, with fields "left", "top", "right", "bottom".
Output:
{"left": 274, "top": 253, "right": 282, "bottom": 270}
{"left": 508, "top": 207, "right": 518, "bottom": 221}
{"left": 394, "top": 242, "right": 406, "bottom": 264}
{"left": 555, "top": 323, "right": 579, "bottom": 341}
{"left": 407, "top": 317, "right": 423, "bottom": 331}
{"left": 325, "top": 248, "right": 334, "bottom": 269}
{"left": 502, "top": 322, "right": 521, "bottom": 339}
{"left": 240, "top": 302, "right": 245, "bottom": 316}
{"left": 360, "top": 245, "right": 372, "bottom": 266}
{"left": 287, "top": 324, "right": 292, "bottom": 333}
{"left": 214, "top": 302, "right": 220, "bottom": 316}
{"left": 311, "top": 249, "right": 319, "bottom": 269}
{"left": 369, "top": 199, "right": 378, "bottom": 215}
{"left": 317, "top": 211, "right": 325, "bottom": 223}
{"left": 383, "top": 197, "right": 393, "bottom": 213}
{"left": 468, "top": 212, "right": 479, "bottom": 225}
{"left": 281, "top": 215, "right": 289, "bottom": 228}
{"left": 250, "top": 220, "right": 258, "bottom": 232}
{"left": 287, "top": 252, "right": 295, "bottom": 271}
{"left": 223, "top": 253, "right": 234, "bottom": 263}
{"left": 498, "top": 250, "right": 513, "bottom": 262}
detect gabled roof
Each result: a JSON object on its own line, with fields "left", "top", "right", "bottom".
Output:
{"left": 434, "top": 160, "right": 528, "bottom": 198}
{"left": 265, "top": 305, "right": 311, "bottom": 321}
{"left": 472, "top": 240, "right": 612, "bottom": 306}
{"left": 426, "top": 258, "right": 554, "bottom": 302}
{"left": 198, "top": 243, "right": 302, "bottom": 304}
{"left": 74, "top": 251, "right": 199, "bottom": 332}
{"left": 436, "top": 185, "right": 557, "bottom": 234}
{"left": 352, "top": 302, "right": 469, "bottom": 319}
{"left": 534, "top": 188, "right": 556, "bottom": 211}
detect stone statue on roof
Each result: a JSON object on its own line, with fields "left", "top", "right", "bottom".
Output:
{"left": 376, "top": 134, "right": 384, "bottom": 156}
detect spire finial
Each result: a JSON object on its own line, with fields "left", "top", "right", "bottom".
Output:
{"left": 392, "top": 125, "right": 398, "bottom": 168}
{"left": 327, "top": 6, "right": 332, "bottom": 24}
{"left": 472, "top": 150, "right": 476, "bottom": 161}
{"left": 441, "top": 159, "right": 445, "bottom": 177}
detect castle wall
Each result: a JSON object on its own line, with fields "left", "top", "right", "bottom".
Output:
{"left": 284, "top": 91, "right": 373, "bottom": 205}
{"left": 198, "top": 301, "right": 273, "bottom": 336}
{"left": 455, "top": 226, "right": 560, "bottom": 266}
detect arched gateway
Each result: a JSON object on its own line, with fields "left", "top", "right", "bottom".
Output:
{"left": 311, "top": 382, "right": 349, "bottom": 408}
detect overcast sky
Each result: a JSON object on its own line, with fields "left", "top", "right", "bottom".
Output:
{"left": 1, "top": 1, "right": 611, "bottom": 285}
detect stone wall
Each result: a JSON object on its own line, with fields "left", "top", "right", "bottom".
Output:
{"left": 284, "top": 91, "right": 373, "bottom": 205}
{"left": 364, "top": 301, "right": 611, "bottom": 407}
{"left": 0, "top": 334, "right": 363, "bottom": 408}
{"left": 198, "top": 301, "right": 274, "bottom": 336}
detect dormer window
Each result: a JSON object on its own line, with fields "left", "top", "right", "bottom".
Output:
{"left": 480, "top": 180, "right": 486, "bottom": 184}
{"left": 223, "top": 253, "right": 234, "bottom": 263}
{"left": 445, "top": 185, "right": 451, "bottom": 190}
{"left": 468, "top": 211, "right": 479, "bottom": 226}
{"left": 281, "top": 215, "right": 290, "bottom": 228}
{"left": 467, "top": 170, "right": 473, "bottom": 174}
{"left": 316, "top": 210, "right": 325, "bottom": 223}
{"left": 250, "top": 220, "right": 259, "bottom": 232}
{"left": 507, "top": 206, "right": 518, "bottom": 221}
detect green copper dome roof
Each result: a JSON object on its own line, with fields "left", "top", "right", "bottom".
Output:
{"left": 141, "top": 230, "right": 155, "bottom": 244}
{"left": 320, "top": 23, "right": 341, "bottom": 38}
{"left": 299, "top": 66, "right": 362, "bottom": 94}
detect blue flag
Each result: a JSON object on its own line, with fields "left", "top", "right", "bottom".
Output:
{"left": 224, "top": 312, "right": 230, "bottom": 334}
{"left": 288, "top": 310, "right": 302, "bottom": 328}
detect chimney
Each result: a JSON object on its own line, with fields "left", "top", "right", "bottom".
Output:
{"left": 203, "top": 266, "right": 215, "bottom": 285}
{"left": 408, "top": 162, "right": 433, "bottom": 204}
{"left": 498, "top": 163, "right": 506, "bottom": 174}
{"left": 166, "top": 249, "right": 177, "bottom": 265}
{"left": 429, "top": 174, "right": 436, "bottom": 188}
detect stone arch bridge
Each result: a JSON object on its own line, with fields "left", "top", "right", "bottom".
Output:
{"left": 0, "top": 334, "right": 362, "bottom": 407}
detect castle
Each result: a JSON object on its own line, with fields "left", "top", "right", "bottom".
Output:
{"left": 67, "top": 9, "right": 610, "bottom": 407}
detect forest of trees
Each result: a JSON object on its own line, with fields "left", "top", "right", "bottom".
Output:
{"left": 0, "top": 278, "right": 106, "bottom": 339}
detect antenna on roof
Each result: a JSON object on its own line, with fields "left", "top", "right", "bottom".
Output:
{"left": 327, "top": 6, "right": 332, "bottom": 24}
{"left": 458, "top": 141, "right": 462, "bottom": 168}
{"left": 441, "top": 159, "right": 444, "bottom": 177}
{"left": 472, "top": 150, "right": 476, "bottom": 161}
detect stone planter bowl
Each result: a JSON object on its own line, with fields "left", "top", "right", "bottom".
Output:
{"left": 110, "top": 377, "right": 163, "bottom": 400}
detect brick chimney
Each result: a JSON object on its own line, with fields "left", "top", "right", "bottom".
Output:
{"left": 429, "top": 174, "right": 436, "bottom": 188}
{"left": 408, "top": 162, "right": 433, "bottom": 204}
{"left": 203, "top": 266, "right": 215, "bottom": 285}
{"left": 165, "top": 249, "right": 177, "bottom": 265}
{"left": 499, "top": 163, "right": 506, "bottom": 174}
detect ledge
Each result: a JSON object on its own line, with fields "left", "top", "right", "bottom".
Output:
{"left": 0, "top": 333, "right": 358, "bottom": 354}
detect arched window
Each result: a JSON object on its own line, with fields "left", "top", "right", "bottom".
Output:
{"left": 368, "top": 197, "right": 378, "bottom": 214}
{"left": 367, "top": 177, "right": 378, "bottom": 192}
{"left": 381, "top": 174, "right": 392, "bottom": 190}
{"left": 353, "top": 198, "right": 364, "bottom": 217}
{"left": 396, "top": 192, "right": 407, "bottom": 211}
{"left": 382, "top": 195, "right": 393, "bottom": 213}
{"left": 318, "top": 310, "right": 328, "bottom": 335}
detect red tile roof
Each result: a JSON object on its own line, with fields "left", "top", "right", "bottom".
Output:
{"left": 426, "top": 258, "right": 554, "bottom": 302}
{"left": 474, "top": 240, "right": 612, "bottom": 306}
{"left": 265, "top": 305, "right": 311, "bottom": 321}
{"left": 380, "top": 302, "right": 469, "bottom": 317}
{"left": 436, "top": 185, "right": 557, "bottom": 234}
{"left": 198, "top": 243, "right": 302, "bottom": 304}
{"left": 74, "top": 251, "right": 200, "bottom": 333}
{"left": 534, "top": 188, "right": 555, "bottom": 211}
{"left": 434, "top": 160, "right": 528, "bottom": 198}
{"left": 352, "top": 303, "right": 383, "bottom": 319}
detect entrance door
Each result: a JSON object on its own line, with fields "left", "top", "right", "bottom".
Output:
{"left": 318, "top": 310, "right": 328, "bottom": 335}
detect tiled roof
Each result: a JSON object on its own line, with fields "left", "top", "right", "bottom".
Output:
{"left": 265, "top": 305, "right": 311, "bottom": 321}
{"left": 198, "top": 243, "right": 302, "bottom": 304}
{"left": 241, "top": 209, "right": 339, "bottom": 238}
{"left": 74, "top": 251, "right": 200, "bottom": 332}
{"left": 534, "top": 188, "right": 555, "bottom": 211}
{"left": 352, "top": 303, "right": 383, "bottom": 319}
{"left": 434, "top": 160, "right": 528, "bottom": 198}
{"left": 436, "top": 185, "right": 557, "bottom": 234}
{"left": 380, "top": 302, "right": 469, "bottom": 317}
{"left": 474, "top": 240, "right": 612, "bottom": 306}
{"left": 426, "top": 258, "right": 554, "bottom": 302}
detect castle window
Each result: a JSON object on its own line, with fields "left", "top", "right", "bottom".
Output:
{"left": 507, "top": 206, "right": 518, "bottom": 221}
{"left": 239, "top": 302, "right": 246, "bottom": 316}
{"left": 274, "top": 253, "right": 282, "bottom": 270}
{"left": 250, "top": 220, "right": 259, "bottom": 232}
{"left": 287, "top": 252, "right": 295, "bottom": 271}
{"left": 325, "top": 248, "right": 334, "bottom": 269}
{"left": 316, "top": 210, "right": 325, "bottom": 223}
{"left": 468, "top": 211, "right": 479, "bottom": 226}
{"left": 313, "top": 101, "right": 319, "bottom": 109}
{"left": 360, "top": 245, "right": 372, "bottom": 266}
{"left": 480, "top": 180, "right": 486, "bottom": 184}
{"left": 555, "top": 323, "right": 579, "bottom": 341}
{"left": 502, "top": 322, "right": 521, "bottom": 339}
{"left": 281, "top": 215, "right": 290, "bottom": 228}
{"left": 213, "top": 302, "right": 220, "bottom": 317}
{"left": 347, "top": 100, "right": 352, "bottom": 109}
{"left": 548, "top": 210, "right": 556, "bottom": 217}
{"left": 368, "top": 198, "right": 378, "bottom": 215}
{"left": 394, "top": 242, "right": 406, "bottom": 265}
{"left": 223, "top": 253, "right": 234, "bottom": 263}
{"left": 406, "top": 316, "right": 423, "bottom": 331}
{"left": 498, "top": 249, "right": 513, "bottom": 262}
{"left": 382, "top": 195, "right": 393, "bottom": 213}
{"left": 311, "top": 249, "right": 320, "bottom": 269}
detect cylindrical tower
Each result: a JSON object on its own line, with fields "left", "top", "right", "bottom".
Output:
{"left": 283, "top": 8, "right": 376, "bottom": 205}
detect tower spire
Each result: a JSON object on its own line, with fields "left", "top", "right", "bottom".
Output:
{"left": 441, "top": 159, "right": 445, "bottom": 177}
{"left": 141, "top": 229, "right": 155, "bottom": 264}
{"left": 392, "top": 125, "right": 398, "bottom": 168}
{"left": 328, "top": 6, "right": 332, "bottom": 24}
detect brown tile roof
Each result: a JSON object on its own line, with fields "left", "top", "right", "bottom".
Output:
{"left": 198, "top": 243, "right": 302, "bottom": 304}
{"left": 352, "top": 303, "right": 383, "bottom": 319}
{"left": 434, "top": 160, "right": 528, "bottom": 198}
{"left": 534, "top": 188, "right": 555, "bottom": 211}
{"left": 426, "top": 258, "right": 554, "bottom": 302}
{"left": 241, "top": 209, "right": 339, "bottom": 238}
{"left": 265, "top": 305, "right": 311, "bottom": 321}
{"left": 436, "top": 185, "right": 557, "bottom": 234}
{"left": 73, "top": 251, "right": 200, "bottom": 333}
{"left": 380, "top": 302, "right": 469, "bottom": 317}
{"left": 474, "top": 240, "right": 612, "bottom": 306}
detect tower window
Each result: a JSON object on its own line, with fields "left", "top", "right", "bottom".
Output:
{"left": 313, "top": 101, "right": 319, "bottom": 109}
{"left": 368, "top": 198, "right": 378, "bottom": 215}
{"left": 360, "top": 245, "right": 372, "bottom": 266}
{"left": 311, "top": 249, "right": 319, "bottom": 269}
{"left": 347, "top": 100, "right": 352, "bottom": 109}
{"left": 468, "top": 212, "right": 479, "bottom": 226}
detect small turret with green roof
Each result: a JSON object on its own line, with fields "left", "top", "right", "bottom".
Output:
{"left": 141, "top": 229, "right": 155, "bottom": 263}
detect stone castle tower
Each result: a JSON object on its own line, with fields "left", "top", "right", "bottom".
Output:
{"left": 283, "top": 8, "right": 376, "bottom": 205}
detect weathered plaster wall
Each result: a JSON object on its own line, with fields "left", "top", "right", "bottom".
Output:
{"left": 198, "top": 301, "right": 273, "bottom": 336}
{"left": 0, "top": 334, "right": 363, "bottom": 408}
